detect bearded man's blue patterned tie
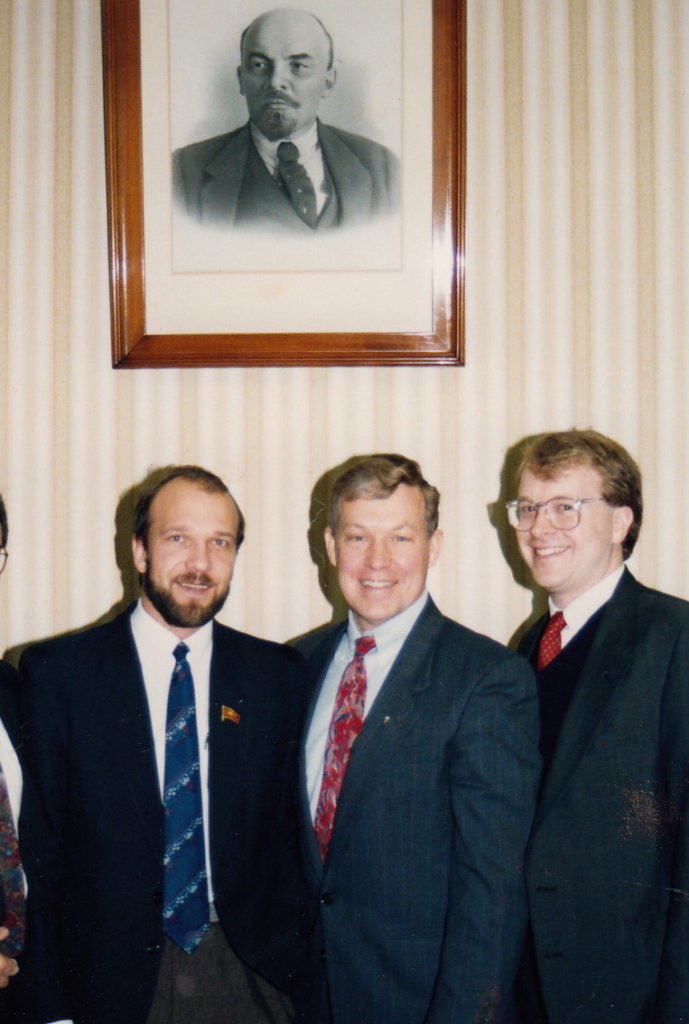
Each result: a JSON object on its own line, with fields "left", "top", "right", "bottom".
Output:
{"left": 162, "top": 642, "right": 209, "bottom": 952}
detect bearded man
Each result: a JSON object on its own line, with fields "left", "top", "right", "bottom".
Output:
{"left": 14, "top": 466, "right": 315, "bottom": 1024}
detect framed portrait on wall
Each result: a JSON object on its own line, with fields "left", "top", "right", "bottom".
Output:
{"left": 101, "top": 0, "right": 466, "bottom": 367}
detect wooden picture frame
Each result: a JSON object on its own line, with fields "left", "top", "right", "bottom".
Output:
{"left": 101, "top": 0, "right": 466, "bottom": 367}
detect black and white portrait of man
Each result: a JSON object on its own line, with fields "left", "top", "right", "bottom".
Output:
{"left": 171, "top": 3, "right": 401, "bottom": 236}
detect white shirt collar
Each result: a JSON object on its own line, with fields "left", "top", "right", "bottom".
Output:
{"left": 549, "top": 564, "right": 625, "bottom": 643}
{"left": 346, "top": 589, "right": 429, "bottom": 651}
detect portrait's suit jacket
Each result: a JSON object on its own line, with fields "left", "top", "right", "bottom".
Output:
{"left": 519, "top": 569, "right": 689, "bottom": 1023}
{"left": 173, "top": 121, "right": 399, "bottom": 230}
{"left": 13, "top": 607, "right": 315, "bottom": 1024}
{"left": 296, "top": 598, "right": 540, "bottom": 1024}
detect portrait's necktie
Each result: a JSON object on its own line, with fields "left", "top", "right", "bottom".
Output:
{"left": 537, "top": 611, "right": 566, "bottom": 670}
{"left": 314, "top": 635, "right": 376, "bottom": 861}
{"left": 276, "top": 141, "right": 318, "bottom": 228}
{"left": 162, "top": 642, "right": 209, "bottom": 953}
{"left": 0, "top": 760, "right": 25, "bottom": 956}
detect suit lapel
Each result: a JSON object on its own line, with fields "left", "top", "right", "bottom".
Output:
{"left": 536, "top": 571, "right": 642, "bottom": 820}
{"left": 202, "top": 125, "right": 251, "bottom": 223}
{"left": 323, "top": 602, "right": 444, "bottom": 864}
{"left": 318, "top": 123, "right": 375, "bottom": 223}
{"left": 99, "top": 611, "right": 162, "bottom": 852}
{"left": 207, "top": 624, "right": 256, "bottom": 863}
{"left": 0, "top": 664, "right": 19, "bottom": 747}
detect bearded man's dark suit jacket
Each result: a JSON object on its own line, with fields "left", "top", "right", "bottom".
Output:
{"left": 173, "top": 121, "right": 399, "bottom": 231}
{"left": 296, "top": 597, "right": 541, "bottom": 1024}
{"left": 519, "top": 568, "right": 689, "bottom": 1023}
{"left": 12, "top": 607, "right": 316, "bottom": 1024}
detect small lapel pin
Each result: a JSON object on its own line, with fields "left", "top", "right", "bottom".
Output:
{"left": 221, "top": 705, "right": 241, "bottom": 724}
{"left": 383, "top": 715, "right": 391, "bottom": 724}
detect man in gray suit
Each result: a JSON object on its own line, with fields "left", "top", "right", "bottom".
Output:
{"left": 173, "top": 8, "right": 399, "bottom": 231}
{"left": 297, "top": 454, "right": 540, "bottom": 1023}
{"left": 508, "top": 429, "right": 689, "bottom": 1023}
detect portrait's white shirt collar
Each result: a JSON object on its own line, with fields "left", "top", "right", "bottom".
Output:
{"left": 251, "top": 121, "right": 321, "bottom": 171}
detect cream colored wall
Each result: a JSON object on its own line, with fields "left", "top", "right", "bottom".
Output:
{"left": 0, "top": 0, "right": 687, "bottom": 658}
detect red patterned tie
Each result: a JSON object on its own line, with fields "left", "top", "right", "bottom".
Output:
{"left": 537, "top": 611, "right": 566, "bottom": 670}
{"left": 0, "top": 761, "right": 25, "bottom": 955}
{"left": 314, "top": 635, "right": 376, "bottom": 861}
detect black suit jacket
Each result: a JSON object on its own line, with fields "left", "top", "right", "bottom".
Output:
{"left": 520, "top": 569, "right": 689, "bottom": 1023}
{"left": 173, "top": 121, "right": 399, "bottom": 230}
{"left": 297, "top": 598, "right": 540, "bottom": 1024}
{"left": 14, "top": 608, "right": 315, "bottom": 1024}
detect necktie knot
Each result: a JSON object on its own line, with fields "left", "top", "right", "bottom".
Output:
{"left": 277, "top": 140, "right": 300, "bottom": 165}
{"left": 173, "top": 642, "right": 190, "bottom": 665}
{"left": 537, "top": 610, "right": 566, "bottom": 670}
{"left": 354, "top": 635, "right": 376, "bottom": 658}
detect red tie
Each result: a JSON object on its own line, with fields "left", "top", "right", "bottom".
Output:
{"left": 537, "top": 611, "right": 566, "bottom": 670}
{"left": 314, "top": 635, "right": 376, "bottom": 861}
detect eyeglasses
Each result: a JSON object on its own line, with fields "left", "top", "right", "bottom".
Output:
{"left": 505, "top": 497, "right": 608, "bottom": 532}
{"left": 0, "top": 549, "right": 7, "bottom": 575}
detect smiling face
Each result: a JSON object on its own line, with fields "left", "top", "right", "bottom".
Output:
{"left": 516, "top": 464, "right": 633, "bottom": 609}
{"left": 325, "top": 484, "right": 442, "bottom": 633}
{"left": 132, "top": 478, "right": 240, "bottom": 638}
{"left": 237, "top": 9, "right": 335, "bottom": 140}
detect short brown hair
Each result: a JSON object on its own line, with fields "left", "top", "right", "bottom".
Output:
{"left": 327, "top": 454, "right": 440, "bottom": 537}
{"left": 517, "top": 430, "right": 642, "bottom": 558}
{"left": 133, "top": 465, "right": 245, "bottom": 549}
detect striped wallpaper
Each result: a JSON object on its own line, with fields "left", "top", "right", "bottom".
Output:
{"left": 0, "top": 0, "right": 687, "bottom": 658}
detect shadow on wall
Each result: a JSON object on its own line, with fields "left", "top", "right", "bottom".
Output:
{"left": 3, "top": 467, "right": 178, "bottom": 667}
{"left": 488, "top": 435, "right": 549, "bottom": 650}
{"left": 291, "top": 456, "right": 362, "bottom": 644}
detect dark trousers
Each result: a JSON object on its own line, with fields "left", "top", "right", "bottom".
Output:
{"left": 146, "top": 924, "right": 295, "bottom": 1024}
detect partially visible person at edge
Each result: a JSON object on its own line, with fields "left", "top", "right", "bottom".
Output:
{"left": 0, "top": 491, "right": 27, "bottom": 1009}
{"left": 507, "top": 429, "right": 689, "bottom": 1023}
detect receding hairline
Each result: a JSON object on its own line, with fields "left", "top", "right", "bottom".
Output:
{"left": 240, "top": 8, "right": 334, "bottom": 69}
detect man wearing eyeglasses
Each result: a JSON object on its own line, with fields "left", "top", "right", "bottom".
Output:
{"left": 506, "top": 429, "right": 689, "bottom": 1023}
{"left": 0, "top": 494, "right": 24, "bottom": 1001}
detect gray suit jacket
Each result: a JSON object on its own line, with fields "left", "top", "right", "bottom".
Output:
{"left": 173, "top": 121, "right": 399, "bottom": 230}
{"left": 297, "top": 598, "right": 540, "bottom": 1024}
{"left": 520, "top": 569, "right": 689, "bottom": 1023}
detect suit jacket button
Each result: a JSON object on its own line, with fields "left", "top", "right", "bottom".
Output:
{"left": 320, "top": 892, "right": 334, "bottom": 905}
{"left": 152, "top": 889, "right": 163, "bottom": 904}
{"left": 146, "top": 941, "right": 162, "bottom": 954}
